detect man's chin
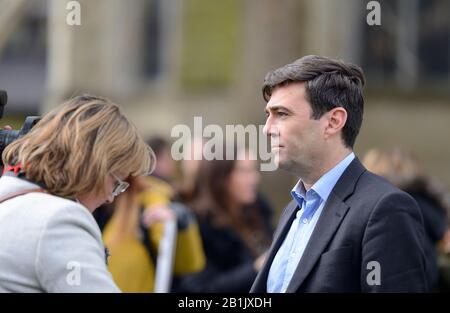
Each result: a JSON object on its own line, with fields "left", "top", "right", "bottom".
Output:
{"left": 276, "top": 158, "right": 287, "bottom": 170}
{"left": 271, "top": 152, "right": 295, "bottom": 173}
{"left": 278, "top": 158, "right": 295, "bottom": 173}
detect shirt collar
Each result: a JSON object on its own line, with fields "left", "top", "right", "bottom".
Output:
{"left": 291, "top": 152, "right": 355, "bottom": 205}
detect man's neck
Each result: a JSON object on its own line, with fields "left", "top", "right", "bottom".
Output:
{"left": 302, "top": 148, "right": 353, "bottom": 190}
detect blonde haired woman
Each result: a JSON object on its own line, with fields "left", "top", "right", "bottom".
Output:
{"left": 0, "top": 95, "right": 155, "bottom": 292}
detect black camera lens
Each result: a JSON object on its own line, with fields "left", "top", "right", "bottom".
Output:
{"left": 0, "top": 90, "right": 41, "bottom": 165}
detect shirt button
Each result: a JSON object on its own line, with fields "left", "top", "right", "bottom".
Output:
{"left": 302, "top": 218, "right": 308, "bottom": 224}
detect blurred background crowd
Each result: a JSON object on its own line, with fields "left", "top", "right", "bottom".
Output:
{"left": 0, "top": 0, "right": 449, "bottom": 292}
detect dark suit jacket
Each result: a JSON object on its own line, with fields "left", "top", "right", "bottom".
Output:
{"left": 251, "top": 158, "right": 428, "bottom": 293}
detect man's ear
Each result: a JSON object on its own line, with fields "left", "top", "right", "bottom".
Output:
{"left": 324, "top": 107, "right": 347, "bottom": 139}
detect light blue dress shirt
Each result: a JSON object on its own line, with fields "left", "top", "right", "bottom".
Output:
{"left": 267, "top": 152, "right": 355, "bottom": 292}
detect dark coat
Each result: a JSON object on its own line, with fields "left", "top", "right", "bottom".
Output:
{"left": 173, "top": 194, "right": 273, "bottom": 293}
{"left": 251, "top": 158, "right": 428, "bottom": 293}
{"left": 410, "top": 192, "right": 447, "bottom": 289}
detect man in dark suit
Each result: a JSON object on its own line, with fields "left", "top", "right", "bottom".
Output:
{"left": 251, "top": 55, "right": 428, "bottom": 292}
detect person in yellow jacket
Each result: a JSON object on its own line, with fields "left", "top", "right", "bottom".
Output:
{"left": 101, "top": 137, "right": 205, "bottom": 292}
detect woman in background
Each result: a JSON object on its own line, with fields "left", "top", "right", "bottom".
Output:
{"left": 174, "top": 147, "right": 273, "bottom": 293}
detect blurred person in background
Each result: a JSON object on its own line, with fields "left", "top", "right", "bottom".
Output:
{"left": 146, "top": 136, "right": 177, "bottom": 182}
{"left": 140, "top": 136, "right": 178, "bottom": 231}
{"left": 177, "top": 136, "right": 206, "bottom": 199}
{"left": 363, "top": 147, "right": 449, "bottom": 291}
{"left": 96, "top": 136, "right": 205, "bottom": 292}
{"left": 0, "top": 95, "right": 154, "bottom": 292}
{"left": 174, "top": 146, "right": 273, "bottom": 293}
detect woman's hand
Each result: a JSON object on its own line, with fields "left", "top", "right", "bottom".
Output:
{"left": 126, "top": 176, "right": 151, "bottom": 194}
{"left": 141, "top": 204, "right": 176, "bottom": 227}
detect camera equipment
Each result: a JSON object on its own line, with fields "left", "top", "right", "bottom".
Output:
{"left": 0, "top": 90, "right": 41, "bottom": 157}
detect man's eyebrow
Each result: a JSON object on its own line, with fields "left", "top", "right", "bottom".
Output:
{"left": 265, "top": 105, "right": 292, "bottom": 113}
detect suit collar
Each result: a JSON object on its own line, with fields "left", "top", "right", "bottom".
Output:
{"left": 328, "top": 157, "right": 366, "bottom": 201}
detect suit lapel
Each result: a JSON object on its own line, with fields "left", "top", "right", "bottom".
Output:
{"left": 251, "top": 199, "right": 298, "bottom": 292}
{"left": 285, "top": 192, "right": 349, "bottom": 292}
{"left": 267, "top": 200, "right": 299, "bottom": 263}
{"left": 285, "top": 157, "right": 366, "bottom": 292}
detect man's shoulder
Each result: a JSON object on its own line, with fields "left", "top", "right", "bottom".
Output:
{"left": 350, "top": 169, "right": 420, "bottom": 215}
{"left": 356, "top": 169, "right": 402, "bottom": 194}
{"left": 356, "top": 169, "right": 409, "bottom": 198}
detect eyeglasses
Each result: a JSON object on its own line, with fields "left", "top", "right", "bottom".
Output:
{"left": 111, "top": 174, "right": 130, "bottom": 197}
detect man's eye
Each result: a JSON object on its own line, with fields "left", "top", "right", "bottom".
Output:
{"left": 277, "top": 111, "right": 287, "bottom": 117}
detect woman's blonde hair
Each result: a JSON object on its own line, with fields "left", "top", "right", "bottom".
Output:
{"left": 363, "top": 147, "right": 450, "bottom": 212}
{"left": 362, "top": 147, "right": 423, "bottom": 189}
{"left": 2, "top": 94, "right": 155, "bottom": 198}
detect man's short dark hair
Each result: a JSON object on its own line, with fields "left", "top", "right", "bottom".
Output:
{"left": 262, "top": 55, "right": 365, "bottom": 148}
